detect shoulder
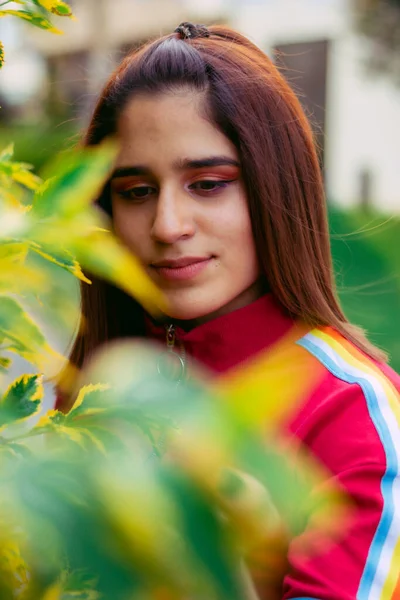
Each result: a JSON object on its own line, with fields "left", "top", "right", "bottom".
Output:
{"left": 297, "top": 326, "right": 400, "bottom": 394}
{"left": 280, "top": 327, "right": 400, "bottom": 599}
{"left": 289, "top": 326, "right": 400, "bottom": 474}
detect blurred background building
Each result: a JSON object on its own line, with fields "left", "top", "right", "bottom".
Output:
{"left": 0, "top": 0, "right": 399, "bottom": 373}
{"left": 1, "top": 0, "right": 399, "bottom": 212}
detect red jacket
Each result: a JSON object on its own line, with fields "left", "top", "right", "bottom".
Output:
{"left": 145, "top": 294, "right": 400, "bottom": 600}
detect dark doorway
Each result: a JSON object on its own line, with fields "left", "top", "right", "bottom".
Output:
{"left": 273, "top": 39, "right": 329, "bottom": 170}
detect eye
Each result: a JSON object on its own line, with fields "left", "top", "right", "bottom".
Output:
{"left": 117, "top": 185, "right": 157, "bottom": 201}
{"left": 189, "top": 180, "right": 235, "bottom": 195}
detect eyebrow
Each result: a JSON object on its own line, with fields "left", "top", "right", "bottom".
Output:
{"left": 110, "top": 156, "right": 240, "bottom": 179}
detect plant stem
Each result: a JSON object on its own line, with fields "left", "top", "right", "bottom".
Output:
{"left": 6, "top": 428, "right": 49, "bottom": 443}
{"left": 0, "top": 1, "right": 15, "bottom": 7}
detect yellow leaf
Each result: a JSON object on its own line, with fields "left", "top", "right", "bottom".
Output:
{"left": 0, "top": 10, "right": 63, "bottom": 34}
{"left": 0, "top": 143, "right": 14, "bottom": 162}
{"left": 0, "top": 255, "right": 45, "bottom": 294}
{"left": 0, "top": 356, "right": 11, "bottom": 373}
{"left": 29, "top": 244, "right": 91, "bottom": 284}
{"left": 40, "top": 582, "right": 63, "bottom": 600}
{"left": 0, "top": 295, "right": 65, "bottom": 375}
{"left": 216, "top": 324, "right": 325, "bottom": 433}
{"left": 37, "top": 0, "right": 74, "bottom": 18}
{"left": 35, "top": 409, "right": 103, "bottom": 449}
{"left": 36, "top": 0, "right": 54, "bottom": 8}
{"left": 36, "top": 408, "right": 60, "bottom": 428}
{"left": 78, "top": 428, "right": 106, "bottom": 453}
{"left": 0, "top": 242, "right": 28, "bottom": 262}
{"left": 70, "top": 383, "right": 110, "bottom": 412}
{"left": 0, "top": 536, "right": 29, "bottom": 596}
{"left": 12, "top": 168, "right": 42, "bottom": 191}
{"left": 215, "top": 468, "right": 283, "bottom": 551}
{"left": 58, "top": 425, "right": 85, "bottom": 445}
{"left": 0, "top": 185, "right": 25, "bottom": 209}
{"left": 73, "top": 230, "right": 166, "bottom": 317}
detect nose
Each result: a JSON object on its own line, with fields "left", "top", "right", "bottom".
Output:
{"left": 150, "top": 185, "right": 196, "bottom": 244}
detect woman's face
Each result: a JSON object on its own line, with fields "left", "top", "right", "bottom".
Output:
{"left": 111, "top": 90, "right": 260, "bottom": 323}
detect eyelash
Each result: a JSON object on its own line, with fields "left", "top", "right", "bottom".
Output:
{"left": 116, "top": 180, "right": 236, "bottom": 202}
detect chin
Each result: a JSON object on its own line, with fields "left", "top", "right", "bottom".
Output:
{"left": 163, "top": 290, "right": 226, "bottom": 322}
{"left": 163, "top": 303, "right": 214, "bottom": 322}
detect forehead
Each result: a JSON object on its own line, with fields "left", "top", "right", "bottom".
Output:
{"left": 116, "top": 91, "right": 238, "bottom": 165}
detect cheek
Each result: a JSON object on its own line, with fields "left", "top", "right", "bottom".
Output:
{"left": 112, "top": 203, "right": 148, "bottom": 256}
{"left": 229, "top": 222, "right": 259, "bottom": 276}
{"left": 214, "top": 199, "right": 258, "bottom": 270}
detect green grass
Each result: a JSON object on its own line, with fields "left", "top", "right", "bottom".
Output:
{"left": 329, "top": 206, "right": 400, "bottom": 372}
{"left": 0, "top": 120, "right": 80, "bottom": 172}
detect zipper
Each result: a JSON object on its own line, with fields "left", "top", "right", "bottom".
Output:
{"left": 156, "top": 324, "right": 187, "bottom": 384}
{"left": 166, "top": 324, "right": 177, "bottom": 350}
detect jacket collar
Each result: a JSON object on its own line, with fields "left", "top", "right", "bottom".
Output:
{"left": 145, "top": 294, "right": 296, "bottom": 375}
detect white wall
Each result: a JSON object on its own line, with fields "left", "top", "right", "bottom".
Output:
{"left": 230, "top": 0, "right": 400, "bottom": 213}
{"left": 231, "top": 0, "right": 346, "bottom": 48}
{"left": 327, "top": 34, "right": 400, "bottom": 211}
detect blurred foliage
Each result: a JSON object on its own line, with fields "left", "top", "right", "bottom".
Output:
{"left": 0, "top": 121, "right": 80, "bottom": 173}
{"left": 0, "top": 132, "right": 344, "bottom": 599}
{"left": 330, "top": 206, "right": 400, "bottom": 372}
{"left": 0, "top": 0, "right": 75, "bottom": 64}
{"left": 353, "top": 0, "right": 400, "bottom": 84}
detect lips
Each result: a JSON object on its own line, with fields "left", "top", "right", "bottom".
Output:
{"left": 151, "top": 257, "right": 210, "bottom": 269}
{"left": 150, "top": 256, "right": 213, "bottom": 281}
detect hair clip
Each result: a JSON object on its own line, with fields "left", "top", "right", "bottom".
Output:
{"left": 174, "top": 22, "right": 210, "bottom": 40}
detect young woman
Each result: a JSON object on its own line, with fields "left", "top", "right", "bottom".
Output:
{"left": 59, "top": 22, "right": 400, "bottom": 600}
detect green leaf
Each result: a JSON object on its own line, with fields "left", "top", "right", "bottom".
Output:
{"left": 0, "top": 255, "right": 45, "bottom": 295}
{"left": 0, "top": 185, "right": 26, "bottom": 210}
{"left": 34, "top": 409, "right": 102, "bottom": 450}
{"left": 72, "top": 230, "right": 165, "bottom": 317}
{"left": 29, "top": 244, "right": 91, "bottom": 284}
{"left": 0, "top": 440, "right": 32, "bottom": 462}
{"left": 32, "top": 141, "right": 117, "bottom": 219}
{"left": 0, "top": 294, "right": 63, "bottom": 372}
{"left": 0, "top": 374, "right": 43, "bottom": 429}
{"left": 60, "top": 568, "right": 99, "bottom": 600}
{"left": 0, "top": 144, "right": 14, "bottom": 163}
{"left": 0, "top": 242, "right": 27, "bottom": 261}
{"left": 0, "top": 159, "right": 42, "bottom": 191}
{"left": 68, "top": 384, "right": 110, "bottom": 417}
{"left": 34, "top": 0, "right": 74, "bottom": 18}
{"left": 11, "top": 168, "right": 41, "bottom": 191}
{"left": 51, "top": 3, "right": 73, "bottom": 18}
{"left": 0, "top": 357, "right": 11, "bottom": 374}
{"left": 0, "top": 41, "right": 4, "bottom": 69}
{"left": 7, "top": 442, "right": 32, "bottom": 459}
{"left": 0, "top": 9, "right": 63, "bottom": 34}
{"left": 0, "top": 295, "right": 46, "bottom": 351}
{"left": 163, "top": 472, "right": 241, "bottom": 600}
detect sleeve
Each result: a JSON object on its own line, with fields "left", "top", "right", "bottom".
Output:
{"left": 281, "top": 370, "right": 400, "bottom": 600}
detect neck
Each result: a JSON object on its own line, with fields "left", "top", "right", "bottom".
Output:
{"left": 172, "top": 279, "right": 268, "bottom": 332}
{"left": 145, "top": 291, "right": 297, "bottom": 376}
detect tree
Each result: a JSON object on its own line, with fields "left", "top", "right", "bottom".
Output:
{"left": 353, "top": 0, "right": 400, "bottom": 84}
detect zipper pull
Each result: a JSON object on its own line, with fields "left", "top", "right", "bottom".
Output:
{"left": 166, "top": 324, "right": 176, "bottom": 351}
{"left": 156, "top": 324, "right": 186, "bottom": 384}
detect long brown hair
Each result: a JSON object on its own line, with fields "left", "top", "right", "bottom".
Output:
{"left": 70, "top": 24, "right": 386, "bottom": 370}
